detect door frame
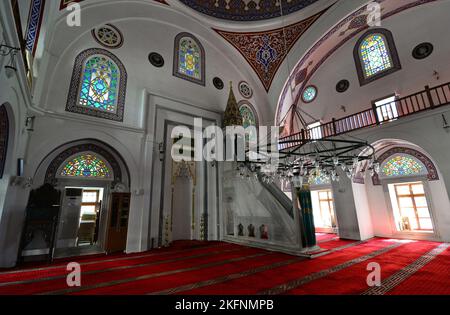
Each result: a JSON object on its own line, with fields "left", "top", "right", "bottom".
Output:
{"left": 55, "top": 179, "right": 112, "bottom": 252}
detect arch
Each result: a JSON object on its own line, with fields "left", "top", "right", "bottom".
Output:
{"left": 238, "top": 100, "right": 259, "bottom": 128}
{"left": 372, "top": 147, "right": 439, "bottom": 185}
{"left": 66, "top": 48, "right": 127, "bottom": 121}
{"left": 275, "top": 0, "right": 437, "bottom": 125}
{"left": 380, "top": 147, "right": 438, "bottom": 180}
{"left": 58, "top": 152, "right": 114, "bottom": 180}
{"left": 44, "top": 141, "right": 128, "bottom": 187}
{"left": 353, "top": 28, "right": 401, "bottom": 86}
{"left": 0, "top": 105, "right": 9, "bottom": 178}
{"left": 173, "top": 32, "right": 205, "bottom": 86}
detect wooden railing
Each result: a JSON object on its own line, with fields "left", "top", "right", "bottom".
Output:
{"left": 279, "top": 82, "right": 450, "bottom": 150}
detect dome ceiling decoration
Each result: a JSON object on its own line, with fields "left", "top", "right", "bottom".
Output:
{"left": 276, "top": 0, "right": 439, "bottom": 126}
{"left": 215, "top": 9, "right": 325, "bottom": 91}
{"left": 179, "top": 0, "right": 320, "bottom": 21}
{"left": 59, "top": 0, "right": 168, "bottom": 10}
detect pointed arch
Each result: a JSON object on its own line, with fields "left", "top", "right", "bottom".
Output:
{"left": 66, "top": 48, "right": 127, "bottom": 121}
{"left": 354, "top": 28, "right": 401, "bottom": 86}
{"left": 173, "top": 32, "right": 205, "bottom": 86}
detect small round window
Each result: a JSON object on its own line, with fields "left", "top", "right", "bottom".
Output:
{"left": 302, "top": 85, "right": 317, "bottom": 103}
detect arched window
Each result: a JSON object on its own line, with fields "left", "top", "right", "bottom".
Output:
{"left": 173, "top": 33, "right": 205, "bottom": 86}
{"left": 60, "top": 153, "right": 112, "bottom": 179}
{"left": 354, "top": 29, "right": 401, "bottom": 86}
{"left": 238, "top": 101, "right": 258, "bottom": 143}
{"left": 66, "top": 48, "right": 127, "bottom": 121}
{"left": 381, "top": 155, "right": 427, "bottom": 178}
{"left": 0, "top": 105, "right": 9, "bottom": 178}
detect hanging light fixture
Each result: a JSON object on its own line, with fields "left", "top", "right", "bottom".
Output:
{"left": 241, "top": 1, "right": 378, "bottom": 185}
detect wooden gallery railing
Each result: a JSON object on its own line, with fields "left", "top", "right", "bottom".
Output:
{"left": 279, "top": 82, "right": 450, "bottom": 150}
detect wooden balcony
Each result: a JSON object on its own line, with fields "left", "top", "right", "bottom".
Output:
{"left": 279, "top": 82, "right": 450, "bottom": 150}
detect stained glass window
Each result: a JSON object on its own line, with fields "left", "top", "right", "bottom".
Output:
{"left": 179, "top": 38, "right": 201, "bottom": 79}
{"left": 79, "top": 55, "right": 120, "bottom": 113}
{"left": 174, "top": 33, "right": 205, "bottom": 85}
{"left": 61, "top": 154, "right": 111, "bottom": 178}
{"left": 302, "top": 86, "right": 317, "bottom": 103}
{"left": 309, "top": 170, "right": 330, "bottom": 186}
{"left": 359, "top": 34, "right": 393, "bottom": 78}
{"left": 382, "top": 155, "right": 426, "bottom": 178}
{"left": 239, "top": 102, "right": 258, "bottom": 143}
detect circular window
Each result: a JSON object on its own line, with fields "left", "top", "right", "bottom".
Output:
{"left": 92, "top": 24, "right": 124, "bottom": 49}
{"left": 336, "top": 80, "right": 350, "bottom": 93}
{"left": 213, "top": 77, "right": 224, "bottom": 90}
{"left": 238, "top": 81, "right": 253, "bottom": 99}
{"left": 302, "top": 85, "right": 317, "bottom": 103}
{"left": 412, "top": 42, "right": 433, "bottom": 60}
{"left": 148, "top": 52, "right": 165, "bottom": 68}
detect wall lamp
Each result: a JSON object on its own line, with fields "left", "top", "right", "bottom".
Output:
{"left": 25, "top": 116, "right": 36, "bottom": 131}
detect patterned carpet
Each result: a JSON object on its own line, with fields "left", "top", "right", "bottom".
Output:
{"left": 0, "top": 237, "right": 448, "bottom": 295}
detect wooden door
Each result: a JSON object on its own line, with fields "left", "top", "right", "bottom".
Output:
{"left": 105, "top": 193, "right": 131, "bottom": 254}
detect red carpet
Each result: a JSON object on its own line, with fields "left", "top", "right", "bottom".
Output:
{"left": 0, "top": 238, "right": 447, "bottom": 295}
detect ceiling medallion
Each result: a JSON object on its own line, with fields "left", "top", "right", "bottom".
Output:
{"left": 213, "top": 77, "right": 224, "bottom": 90}
{"left": 238, "top": 81, "right": 253, "bottom": 99}
{"left": 412, "top": 42, "right": 434, "bottom": 60}
{"left": 336, "top": 79, "right": 350, "bottom": 93}
{"left": 148, "top": 52, "right": 165, "bottom": 68}
{"left": 92, "top": 24, "right": 124, "bottom": 49}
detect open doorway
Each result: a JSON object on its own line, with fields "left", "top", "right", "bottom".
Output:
{"left": 54, "top": 187, "right": 105, "bottom": 258}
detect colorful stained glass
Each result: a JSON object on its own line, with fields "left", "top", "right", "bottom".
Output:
{"left": 382, "top": 155, "right": 425, "bottom": 177}
{"left": 302, "top": 86, "right": 317, "bottom": 103}
{"left": 239, "top": 103, "right": 257, "bottom": 143}
{"left": 309, "top": 169, "right": 330, "bottom": 186}
{"left": 360, "top": 34, "right": 393, "bottom": 78}
{"left": 79, "top": 56, "right": 119, "bottom": 113}
{"left": 61, "top": 154, "right": 111, "bottom": 178}
{"left": 178, "top": 37, "right": 201, "bottom": 80}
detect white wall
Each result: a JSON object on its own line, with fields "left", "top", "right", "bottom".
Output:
{"left": 0, "top": 1, "right": 33, "bottom": 267}
{"left": 349, "top": 108, "right": 450, "bottom": 242}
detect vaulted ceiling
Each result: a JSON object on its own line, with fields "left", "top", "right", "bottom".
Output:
{"left": 178, "top": 0, "right": 320, "bottom": 21}
{"left": 29, "top": 0, "right": 450, "bottom": 129}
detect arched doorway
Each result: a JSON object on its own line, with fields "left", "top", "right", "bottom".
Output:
{"left": 35, "top": 140, "right": 130, "bottom": 258}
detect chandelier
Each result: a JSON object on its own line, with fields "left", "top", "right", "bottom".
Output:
{"left": 238, "top": 2, "right": 379, "bottom": 188}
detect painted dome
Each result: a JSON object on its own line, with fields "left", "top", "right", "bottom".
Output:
{"left": 179, "top": 0, "right": 320, "bottom": 21}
